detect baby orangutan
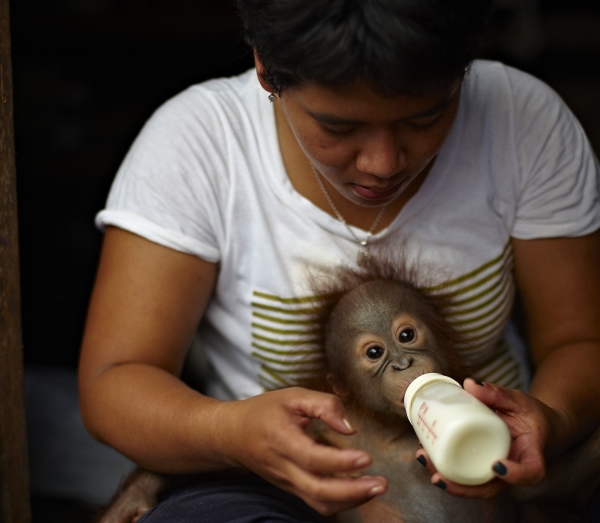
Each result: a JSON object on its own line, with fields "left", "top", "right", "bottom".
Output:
{"left": 303, "top": 256, "right": 515, "bottom": 523}
{"left": 97, "top": 255, "right": 599, "bottom": 523}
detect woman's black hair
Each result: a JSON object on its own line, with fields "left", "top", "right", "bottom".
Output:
{"left": 236, "top": 0, "right": 492, "bottom": 96}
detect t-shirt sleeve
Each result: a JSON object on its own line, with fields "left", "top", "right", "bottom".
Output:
{"left": 95, "top": 86, "right": 229, "bottom": 263}
{"left": 509, "top": 69, "right": 600, "bottom": 239}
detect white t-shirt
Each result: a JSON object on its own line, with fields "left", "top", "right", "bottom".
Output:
{"left": 96, "top": 61, "right": 600, "bottom": 401}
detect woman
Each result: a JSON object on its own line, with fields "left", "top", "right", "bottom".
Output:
{"left": 79, "top": 0, "right": 600, "bottom": 521}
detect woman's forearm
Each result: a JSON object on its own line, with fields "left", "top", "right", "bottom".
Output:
{"left": 80, "top": 362, "right": 387, "bottom": 514}
{"left": 78, "top": 228, "right": 228, "bottom": 473}
{"left": 528, "top": 341, "right": 600, "bottom": 457}
{"left": 80, "top": 362, "right": 235, "bottom": 474}
{"left": 512, "top": 232, "right": 600, "bottom": 458}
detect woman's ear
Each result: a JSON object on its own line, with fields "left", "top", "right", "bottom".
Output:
{"left": 253, "top": 49, "right": 273, "bottom": 94}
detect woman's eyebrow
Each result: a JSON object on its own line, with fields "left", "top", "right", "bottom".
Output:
{"left": 309, "top": 96, "right": 454, "bottom": 126}
{"left": 310, "top": 113, "right": 364, "bottom": 126}
{"left": 404, "top": 96, "right": 453, "bottom": 120}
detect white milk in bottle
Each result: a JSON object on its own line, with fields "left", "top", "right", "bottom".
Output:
{"left": 404, "top": 373, "right": 511, "bottom": 485}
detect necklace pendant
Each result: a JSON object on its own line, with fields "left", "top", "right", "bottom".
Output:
{"left": 311, "top": 165, "right": 387, "bottom": 264}
{"left": 357, "top": 246, "right": 370, "bottom": 262}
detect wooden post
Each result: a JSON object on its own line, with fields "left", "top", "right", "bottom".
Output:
{"left": 0, "top": 0, "right": 32, "bottom": 521}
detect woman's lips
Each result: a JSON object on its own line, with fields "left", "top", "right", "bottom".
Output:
{"left": 351, "top": 180, "right": 404, "bottom": 200}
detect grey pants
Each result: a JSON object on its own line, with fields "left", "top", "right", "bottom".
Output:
{"left": 138, "top": 474, "right": 328, "bottom": 523}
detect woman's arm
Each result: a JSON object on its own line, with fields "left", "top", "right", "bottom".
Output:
{"left": 78, "top": 227, "right": 387, "bottom": 514}
{"left": 512, "top": 229, "right": 600, "bottom": 452}
{"left": 78, "top": 226, "right": 223, "bottom": 471}
{"left": 416, "top": 229, "right": 600, "bottom": 497}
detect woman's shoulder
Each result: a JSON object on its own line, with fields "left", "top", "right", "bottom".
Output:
{"left": 465, "top": 60, "right": 563, "bottom": 117}
{"left": 457, "top": 59, "right": 579, "bottom": 164}
{"left": 183, "top": 68, "right": 259, "bottom": 105}
{"left": 147, "top": 68, "right": 263, "bottom": 132}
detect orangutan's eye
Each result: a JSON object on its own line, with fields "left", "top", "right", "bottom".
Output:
{"left": 366, "top": 346, "right": 385, "bottom": 360}
{"left": 399, "top": 328, "right": 415, "bottom": 343}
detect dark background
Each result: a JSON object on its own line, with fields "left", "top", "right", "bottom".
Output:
{"left": 10, "top": 0, "right": 600, "bottom": 521}
{"left": 13, "top": 0, "right": 254, "bottom": 370}
{"left": 13, "top": 0, "right": 600, "bottom": 370}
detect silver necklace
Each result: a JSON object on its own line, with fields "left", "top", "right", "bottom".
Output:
{"left": 311, "top": 166, "right": 387, "bottom": 260}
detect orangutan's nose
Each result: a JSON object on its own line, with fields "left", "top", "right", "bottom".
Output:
{"left": 392, "top": 357, "right": 412, "bottom": 371}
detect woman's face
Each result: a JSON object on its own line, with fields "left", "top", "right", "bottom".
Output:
{"left": 277, "top": 79, "right": 461, "bottom": 208}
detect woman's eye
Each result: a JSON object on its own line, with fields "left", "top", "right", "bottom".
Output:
{"left": 323, "top": 126, "right": 355, "bottom": 136}
{"left": 405, "top": 113, "right": 442, "bottom": 130}
{"left": 366, "top": 346, "right": 385, "bottom": 360}
{"left": 399, "top": 328, "right": 415, "bottom": 343}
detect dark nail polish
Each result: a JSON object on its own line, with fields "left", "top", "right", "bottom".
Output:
{"left": 474, "top": 379, "right": 484, "bottom": 386}
{"left": 434, "top": 480, "right": 447, "bottom": 490}
{"left": 417, "top": 455, "right": 427, "bottom": 467}
{"left": 493, "top": 462, "right": 507, "bottom": 476}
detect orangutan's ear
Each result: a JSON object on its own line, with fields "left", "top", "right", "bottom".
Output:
{"left": 253, "top": 49, "right": 273, "bottom": 94}
{"left": 326, "top": 373, "right": 349, "bottom": 401}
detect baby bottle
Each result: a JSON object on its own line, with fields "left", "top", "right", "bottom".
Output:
{"left": 404, "top": 373, "right": 511, "bottom": 485}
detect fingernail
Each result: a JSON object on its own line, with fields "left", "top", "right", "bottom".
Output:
{"left": 416, "top": 455, "right": 427, "bottom": 467}
{"left": 354, "top": 455, "right": 370, "bottom": 468}
{"left": 474, "top": 379, "right": 485, "bottom": 386}
{"left": 368, "top": 485, "right": 385, "bottom": 496}
{"left": 493, "top": 462, "right": 507, "bottom": 476}
{"left": 343, "top": 418, "right": 355, "bottom": 432}
{"left": 434, "top": 480, "right": 447, "bottom": 490}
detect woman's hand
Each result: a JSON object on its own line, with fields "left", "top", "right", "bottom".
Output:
{"left": 216, "top": 387, "right": 388, "bottom": 515}
{"left": 414, "top": 378, "right": 564, "bottom": 498}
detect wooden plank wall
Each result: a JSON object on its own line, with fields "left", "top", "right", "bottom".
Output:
{"left": 0, "top": 0, "right": 31, "bottom": 521}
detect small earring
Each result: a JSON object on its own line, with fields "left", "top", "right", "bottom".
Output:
{"left": 268, "top": 93, "right": 277, "bottom": 103}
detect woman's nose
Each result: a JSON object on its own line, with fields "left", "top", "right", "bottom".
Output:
{"left": 355, "top": 126, "right": 407, "bottom": 177}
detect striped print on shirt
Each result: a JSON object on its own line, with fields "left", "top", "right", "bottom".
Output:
{"left": 251, "top": 292, "right": 325, "bottom": 391}
{"left": 251, "top": 243, "right": 523, "bottom": 392}
{"left": 420, "top": 243, "right": 522, "bottom": 389}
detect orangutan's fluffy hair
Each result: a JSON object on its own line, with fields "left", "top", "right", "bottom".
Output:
{"left": 304, "top": 248, "right": 466, "bottom": 391}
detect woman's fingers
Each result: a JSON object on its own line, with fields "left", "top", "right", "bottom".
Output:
{"left": 429, "top": 451, "right": 545, "bottom": 498}
{"left": 277, "top": 424, "right": 372, "bottom": 475}
{"left": 414, "top": 448, "right": 437, "bottom": 476}
{"left": 416, "top": 447, "right": 507, "bottom": 497}
{"left": 249, "top": 388, "right": 373, "bottom": 475}
{"left": 493, "top": 450, "right": 545, "bottom": 487}
{"left": 260, "top": 418, "right": 387, "bottom": 515}
{"left": 413, "top": 381, "right": 551, "bottom": 498}
{"left": 223, "top": 387, "right": 389, "bottom": 515}
{"left": 286, "top": 469, "right": 388, "bottom": 515}
{"left": 429, "top": 473, "right": 508, "bottom": 498}
{"left": 463, "top": 378, "right": 528, "bottom": 416}
{"left": 286, "top": 387, "right": 356, "bottom": 434}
